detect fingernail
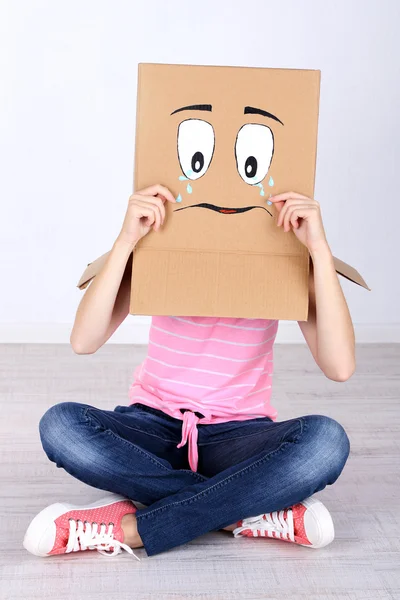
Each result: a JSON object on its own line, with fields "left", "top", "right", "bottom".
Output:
{"left": 267, "top": 200, "right": 272, "bottom": 206}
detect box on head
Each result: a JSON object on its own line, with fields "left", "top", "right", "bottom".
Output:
{"left": 77, "top": 63, "right": 369, "bottom": 320}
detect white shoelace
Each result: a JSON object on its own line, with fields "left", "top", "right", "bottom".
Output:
{"left": 233, "top": 508, "right": 295, "bottom": 542}
{"left": 66, "top": 518, "right": 141, "bottom": 560}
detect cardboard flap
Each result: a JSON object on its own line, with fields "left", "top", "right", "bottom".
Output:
{"left": 130, "top": 248, "right": 309, "bottom": 320}
{"left": 76, "top": 250, "right": 111, "bottom": 290}
{"left": 77, "top": 250, "right": 370, "bottom": 297}
{"left": 332, "top": 256, "right": 370, "bottom": 290}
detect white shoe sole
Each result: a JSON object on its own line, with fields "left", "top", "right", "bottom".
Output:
{"left": 23, "top": 493, "right": 131, "bottom": 557}
{"left": 298, "top": 496, "right": 335, "bottom": 548}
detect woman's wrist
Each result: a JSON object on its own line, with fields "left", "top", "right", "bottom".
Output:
{"left": 309, "top": 239, "right": 333, "bottom": 263}
{"left": 114, "top": 234, "right": 138, "bottom": 254}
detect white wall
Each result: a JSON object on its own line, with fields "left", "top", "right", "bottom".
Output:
{"left": 1, "top": 0, "right": 399, "bottom": 343}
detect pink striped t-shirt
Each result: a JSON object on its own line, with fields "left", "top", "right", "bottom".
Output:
{"left": 128, "top": 315, "right": 279, "bottom": 472}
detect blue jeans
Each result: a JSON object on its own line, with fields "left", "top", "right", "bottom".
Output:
{"left": 38, "top": 402, "right": 350, "bottom": 556}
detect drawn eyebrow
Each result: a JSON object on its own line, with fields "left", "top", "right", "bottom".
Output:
{"left": 171, "top": 104, "right": 212, "bottom": 115}
{"left": 244, "top": 106, "right": 284, "bottom": 126}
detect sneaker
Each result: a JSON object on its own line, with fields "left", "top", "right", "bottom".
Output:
{"left": 23, "top": 493, "right": 140, "bottom": 560}
{"left": 232, "top": 496, "right": 335, "bottom": 549}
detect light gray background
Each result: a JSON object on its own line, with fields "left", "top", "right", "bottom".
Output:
{"left": 1, "top": 0, "right": 398, "bottom": 343}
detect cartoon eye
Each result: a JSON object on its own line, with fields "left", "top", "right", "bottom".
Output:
{"left": 177, "top": 119, "right": 215, "bottom": 180}
{"left": 235, "top": 123, "right": 274, "bottom": 185}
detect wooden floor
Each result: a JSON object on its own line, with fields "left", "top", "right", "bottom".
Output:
{"left": 1, "top": 343, "right": 399, "bottom": 600}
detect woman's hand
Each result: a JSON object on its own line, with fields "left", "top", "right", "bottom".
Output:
{"left": 117, "top": 184, "right": 177, "bottom": 249}
{"left": 269, "top": 191, "right": 328, "bottom": 253}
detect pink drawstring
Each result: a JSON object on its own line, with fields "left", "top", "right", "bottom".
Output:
{"left": 176, "top": 410, "right": 200, "bottom": 472}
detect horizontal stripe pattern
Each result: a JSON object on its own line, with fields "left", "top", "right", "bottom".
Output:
{"left": 128, "top": 315, "right": 279, "bottom": 422}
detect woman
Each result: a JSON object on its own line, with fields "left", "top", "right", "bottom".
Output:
{"left": 23, "top": 184, "right": 353, "bottom": 560}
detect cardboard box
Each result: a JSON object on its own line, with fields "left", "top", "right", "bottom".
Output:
{"left": 77, "top": 63, "right": 370, "bottom": 319}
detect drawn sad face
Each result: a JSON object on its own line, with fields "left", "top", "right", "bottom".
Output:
{"left": 135, "top": 64, "right": 319, "bottom": 253}
{"left": 171, "top": 103, "right": 284, "bottom": 217}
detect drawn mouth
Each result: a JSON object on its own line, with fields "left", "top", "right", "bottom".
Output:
{"left": 174, "top": 202, "right": 273, "bottom": 217}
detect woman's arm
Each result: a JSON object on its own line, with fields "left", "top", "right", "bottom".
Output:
{"left": 70, "top": 238, "right": 133, "bottom": 354}
{"left": 70, "top": 184, "right": 176, "bottom": 354}
{"left": 269, "top": 192, "right": 356, "bottom": 382}
{"left": 298, "top": 244, "right": 355, "bottom": 381}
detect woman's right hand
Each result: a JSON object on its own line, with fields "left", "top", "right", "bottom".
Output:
{"left": 117, "top": 184, "right": 177, "bottom": 248}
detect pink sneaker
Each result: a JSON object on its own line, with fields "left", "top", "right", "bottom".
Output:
{"left": 23, "top": 493, "right": 140, "bottom": 560}
{"left": 232, "top": 496, "right": 335, "bottom": 549}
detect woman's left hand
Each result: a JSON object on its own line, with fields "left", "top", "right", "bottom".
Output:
{"left": 268, "top": 191, "right": 328, "bottom": 253}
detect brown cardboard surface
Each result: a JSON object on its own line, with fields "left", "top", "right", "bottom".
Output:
{"left": 131, "top": 62, "right": 322, "bottom": 320}
{"left": 76, "top": 63, "right": 370, "bottom": 318}
{"left": 77, "top": 251, "right": 111, "bottom": 290}
{"left": 332, "top": 256, "right": 370, "bottom": 290}
{"left": 77, "top": 250, "right": 370, "bottom": 296}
